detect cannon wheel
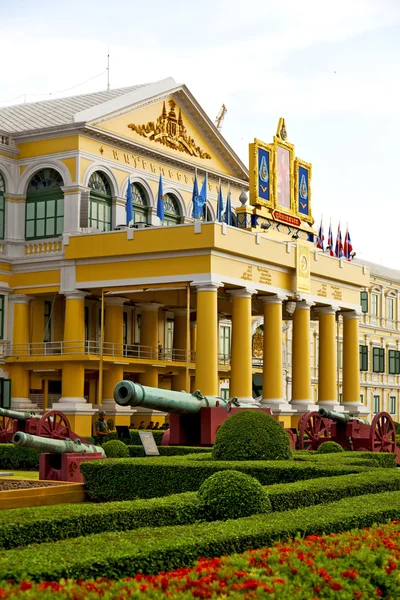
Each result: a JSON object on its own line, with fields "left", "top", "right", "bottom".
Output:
{"left": 370, "top": 412, "right": 396, "bottom": 454}
{"left": 0, "top": 416, "right": 14, "bottom": 443}
{"left": 298, "top": 411, "right": 332, "bottom": 450}
{"left": 37, "top": 410, "right": 73, "bottom": 440}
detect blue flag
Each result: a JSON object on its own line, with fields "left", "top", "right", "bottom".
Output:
{"left": 216, "top": 181, "right": 224, "bottom": 222}
{"left": 191, "top": 172, "right": 200, "bottom": 218}
{"left": 126, "top": 177, "right": 133, "bottom": 225}
{"left": 198, "top": 174, "right": 207, "bottom": 216}
{"left": 224, "top": 184, "right": 232, "bottom": 225}
{"left": 157, "top": 174, "right": 164, "bottom": 222}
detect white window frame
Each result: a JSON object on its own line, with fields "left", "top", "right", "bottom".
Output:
{"left": 371, "top": 293, "right": 379, "bottom": 317}
{"left": 373, "top": 394, "right": 380, "bottom": 414}
{"left": 390, "top": 395, "right": 396, "bottom": 415}
{"left": 387, "top": 296, "right": 395, "bottom": 321}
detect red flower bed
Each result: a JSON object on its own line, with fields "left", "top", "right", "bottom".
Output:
{"left": 1, "top": 521, "right": 400, "bottom": 598}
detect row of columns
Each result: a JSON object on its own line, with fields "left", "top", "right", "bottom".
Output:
{"left": 193, "top": 286, "right": 361, "bottom": 411}
{"left": 9, "top": 287, "right": 361, "bottom": 412}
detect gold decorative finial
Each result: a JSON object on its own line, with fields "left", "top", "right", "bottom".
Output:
{"left": 276, "top": 118, "right": 287, "bottom": 141}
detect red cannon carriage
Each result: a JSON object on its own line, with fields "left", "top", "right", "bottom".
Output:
{"left": 298, "top": 407, "right": 400, "bottom": 463}
{"left": 0, "top": 407, "right": 88, "bottom": 444}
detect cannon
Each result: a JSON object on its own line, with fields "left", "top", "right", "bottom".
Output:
{"left": 12, "top": 432, "right": 105, "bottom": 482}
{"left": 0, "top": 407, "right": 88, "bottom": 444}
{"left": 114, "top": 381, "right": 297, "bottom": 447}
{"left": 298, "top": 406, "right": 400, "bottom": 463}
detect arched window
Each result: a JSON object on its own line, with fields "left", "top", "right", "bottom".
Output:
{"left": 0, "top": 172, "right": 5, "bottom": 239}
{"left": 200, "top": 204, "right": 213, "bottom": 222}
{"left": 131, "top": 183, "right": 149, "bottom": 225}
{"left": 88, "top": 172, "right": 112, "bottom": 232}
{"left": 163, "top": 193, "right": 181, "bottom": 225}
{"left": 222, "top": 210, "right": 237, "bottom": 227}
{"left": 26, "top": 168, "right": 64, "bottom": 240}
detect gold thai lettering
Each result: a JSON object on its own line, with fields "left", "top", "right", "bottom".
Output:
{"left": 141, "top": 160, "right": 147, "bottom": 169}
{"left": 113, "top": 150, "right": 119, "bottom": 160}
{"left": 150, "top": 163, "right": 156, "bottom": 173}
{"left": 123, "top": 154, "right": 130, "bottom": 164}
{"left": 168, "top": 169, "right": 174, "bottom": 178}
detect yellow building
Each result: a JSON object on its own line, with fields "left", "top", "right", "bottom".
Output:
{"left": 0, "top": 77, "right": 377, "bottom": 436}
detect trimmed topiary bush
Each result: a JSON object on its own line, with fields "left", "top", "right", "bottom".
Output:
{"left": 102, "top": 440, "right": 130, "bottom": 458}
{"left": 212, "top": 410, "right": 292, "bottom": 461}
{"left": 197, "top": 470, "right": 271, "bottom": 520}
{"left": 317, "top": 441, "right": 344, "bottom": 454}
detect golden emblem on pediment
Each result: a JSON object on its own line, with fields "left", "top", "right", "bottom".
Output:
{"left": 128, "top": 99, "right": 212, "bottom": 160}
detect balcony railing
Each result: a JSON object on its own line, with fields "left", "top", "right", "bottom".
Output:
{"left": 4, "top": 341, "right": 196, "bottom": 362}
{"left": 3, "top": 342, "right": 264, "bottom": 368}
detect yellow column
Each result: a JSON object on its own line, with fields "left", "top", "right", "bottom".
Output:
{"left": 103, "top": 365, "right": 124, "bottom": 400}
{"left": 195, "top": 283, "right": 219, "bottom": 396}
{"left": 190, "top": 322, "right": 197, "bottom": 358}
{"left": 230, "top": 289, "right": 254, "bottom": 401}
{"left": 31, "top": 298, "right": 44, "bottom": 354}
{"left": 138, "top": 303, "right": 162, "bottom": 387}
{"left": 63, "top": 292, "right": 86, "bottom": 353}
{"left": 261, "top": 295, "right": 284, "bottom": 403}
{"left": 291, "top": 301, "right": 313, "bottom": 409}
{"left": 173, "top": 309, "right": 189, "bottom": 360}
{"left": 318, "top": 306, "right": 338, "bottom": 407}
{"left": 10, "top": 295, "right": 33, "bottom": 409}
{"left": 342, "top": 311, "right": 360, "bottom": 404}
{"left": 11, "top": 294, "right": 31, "bottom": 354}
{"left": 61, "top": 362, "right": 85, "bottom": 399}
{"left": 104, "top": 297, "right": 125, "bottom": 357}
{"left": 139, "top": 303, "right": 161, "bottom": 359}
{"left": 172, "top": 309, "right": 190, "bottom": 391}
{"left": 43, "top": 379, "right": 49, "bottom": 412}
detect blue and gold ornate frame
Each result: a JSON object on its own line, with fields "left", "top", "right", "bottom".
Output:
{"left": 294, "top": 158, "right": 313, "bottom": 225}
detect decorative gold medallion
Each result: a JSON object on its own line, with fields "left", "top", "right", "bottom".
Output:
{"left": 128, "top": 99, "right": 212, "bottom": 160}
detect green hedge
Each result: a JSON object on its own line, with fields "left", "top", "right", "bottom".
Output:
{"left": 81, "top": 457, "right": 368, "bottom": 501}
{"left": 0, "top": 444, "right": 40, "bottom": 470}
{"left": 293, "top": 450, "right": 397, "bottom": 468}
{"left": 1, "top": 469, "right": 399, "bottom": 550}
{"left": 127, "top": 445, "right": 211, "bottom": 457}
{"left": 2, "top": 490, "right": 400, "bottom": 581}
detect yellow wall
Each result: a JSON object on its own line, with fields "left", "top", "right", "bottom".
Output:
{"left": 18, "top": 136, "right": 79, "bottom": 159}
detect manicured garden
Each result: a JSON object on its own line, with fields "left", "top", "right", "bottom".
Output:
{"left": 1, "top": 520, "right": 399, "bottom": 598}
{"left": 1, "top": 410, "right": 400, "bottom": 596}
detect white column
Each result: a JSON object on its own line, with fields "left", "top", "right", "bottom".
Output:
{"left": 62, "top": 185, "right": 88, "bottom": 234}
{"left": 113, "top": 196, "right": 126, "bottom": 228}
{"left": 4, "top": 194, "right": 26, "bottom": 258}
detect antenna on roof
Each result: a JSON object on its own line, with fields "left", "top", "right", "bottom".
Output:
{"left": 107, "top": 46, "right": 110, "bottom": 91}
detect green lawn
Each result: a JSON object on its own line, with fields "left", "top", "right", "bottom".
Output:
{"left": 0, "top": 470, "right": 39, "bottom": 480}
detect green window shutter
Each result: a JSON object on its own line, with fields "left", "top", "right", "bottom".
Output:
{"left": 360, "top": 291, "right": 368, "bottom": 313}
{"left": 372, "top": 348, "right": 379, "bottom": 372}
{"left": 359, "top": 345, "right": 368, "bottom": 371}
{"left": 389, "top": 350, "right": 396, "bottom": 374}
{"left": 380, "top": 348, "right": 385, "bottom": 373}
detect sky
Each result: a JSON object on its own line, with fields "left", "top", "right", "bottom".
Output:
{"left": 0, "top": 0, "right": 399, "bottom": 267}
